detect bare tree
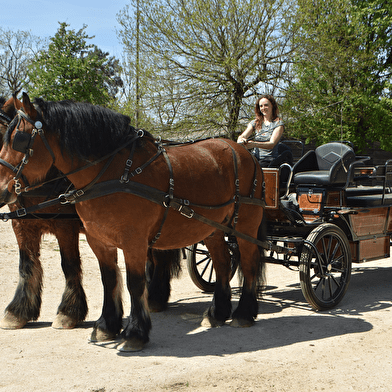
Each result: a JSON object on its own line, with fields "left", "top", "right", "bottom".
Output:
{"left": 118, "top": 0, "right": 298, "bottom": 139}
{"left": 0, "top": 28, "right": 45, "bottom": 96}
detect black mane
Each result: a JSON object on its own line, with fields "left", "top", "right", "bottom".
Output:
{"left": 31, "top": 98, "right": 147, "bottom": 160}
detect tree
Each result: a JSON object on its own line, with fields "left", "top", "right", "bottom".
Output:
{"left": 28, "top": 22, "right": 123, "bottom": 106}
{"left": 118, "top": 0, "right": 298, "bottom": 139}
{"left": 283, "top": 0, "right": 392, "bottom": 151}
{"left": 0, "top": 28, "right": 44, "bottom": 96}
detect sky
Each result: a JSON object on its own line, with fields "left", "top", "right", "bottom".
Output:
{"left": 3, "top": 0, "right": 130, "bottom": 58}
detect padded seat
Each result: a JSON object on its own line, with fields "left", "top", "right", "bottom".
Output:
{"left": 293, "top": 142, "right": 355, "bottom": 187}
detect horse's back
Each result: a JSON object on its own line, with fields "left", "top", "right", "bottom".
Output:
{"left": 166, "top": 138, "right": 263, "bottom": 202}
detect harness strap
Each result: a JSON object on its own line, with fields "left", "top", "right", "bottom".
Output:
{"left": 0, "top": 158, "right": 20, "bottom": 175}
{"left": 149, "top": 148, "right": 173, "bottom": 246}
{"left": 0, "top": 111, "right": 12, "bottom": 123}
{"left": 219, "top": 140, "right": 241, "bottom": 228}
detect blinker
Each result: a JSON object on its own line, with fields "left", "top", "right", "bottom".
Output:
{"left": 12, "top": 131, "right": 32, "bottom": 154}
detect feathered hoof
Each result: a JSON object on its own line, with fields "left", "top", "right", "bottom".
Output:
{"left": 201, "top": 309, "right": 225, "bottom": 328}
{"left": 89, "top": 327, "right": 117, "bottom": 343}
{"left": 52, "top": 313, "right": 78, "bottom": 329}
{"left": 230, "top": 318, "right": 255, "bottom": 328}
{"left": 0, "top": 312, "right": 28, "bottom": 329}
{"left": 148, "top": 301, "right": 167, "bottom": 313}
{"left": 117, "top": 337, "right": 146, "bottom": 352}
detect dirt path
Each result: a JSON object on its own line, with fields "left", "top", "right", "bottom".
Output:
{"left": 1, "top": 218, "right": 392, "bottom": 392}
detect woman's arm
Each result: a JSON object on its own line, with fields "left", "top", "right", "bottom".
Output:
{"left": 244, "top": 124, "right": 284, "bottom": 150}
{"left": 237, "top": 122, "right": 254, "bottom": 145}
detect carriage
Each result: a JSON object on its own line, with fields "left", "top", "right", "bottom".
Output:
{"left": 1, "top": 93, "right": 392, "bottom": 351}
{"left": 186, "top": 141, "right": 392, "bottom": 311}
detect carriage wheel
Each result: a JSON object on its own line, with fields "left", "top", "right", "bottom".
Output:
{"left": 186, "top": 237, "right": 239, "bottom": 293}
{"left": 299, "top": 223, "right": 352, "bottom": 310}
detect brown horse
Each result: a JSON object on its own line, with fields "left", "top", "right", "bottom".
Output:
{"left": 0, "top": 97, "right": 180, "bottom": 329}
{"left": 0, "top": 96, "right": 88, "bottom": 329}
{"left": 0, "top": 93, "right": 265, "bottom": 351}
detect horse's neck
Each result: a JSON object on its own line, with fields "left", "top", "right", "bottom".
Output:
{"left": 52, "top": 141, "right": 158, "bottom": 190}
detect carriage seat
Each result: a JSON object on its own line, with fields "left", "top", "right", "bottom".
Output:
{"left": 268, "top": 143, "right": 293, "bottom": 168}
{"left": 292, "top": 142, "right": 356, "bottom": 187}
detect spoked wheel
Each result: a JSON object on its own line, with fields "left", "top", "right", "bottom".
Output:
{"left": 299, "top": 223, "right": 352, "bottom": 310}
{"left": 186, "top": 237, "right": 240, "bottom": 293}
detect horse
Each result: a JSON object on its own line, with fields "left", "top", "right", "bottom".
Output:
{"left": 0, "top": 93, "right": 266, "bottom": 351}
{"left": 0, "top": 97, "right": 180, "bottom": 328}
{"left": 0, "top": 96, "right": 88, "bottom": 329}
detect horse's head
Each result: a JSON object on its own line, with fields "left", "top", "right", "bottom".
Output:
{"left": 0, "top": 96, "right": 19, "bottom": 146}
{"left": 0, "top": 93, "right": 55, "bottom": 205}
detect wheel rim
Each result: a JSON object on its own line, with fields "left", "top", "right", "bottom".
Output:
{"left": 187, "top": 239, "right": 239, "bottom": 292}
{"left": 300, "top": 224, "right": 351, "bottom": 310}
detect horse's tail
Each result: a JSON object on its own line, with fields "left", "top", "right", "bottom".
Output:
{"left": 147, "top": 249, "right": 182, "bottom": 312}
{"left": 235, "top": 217, "right": 267, "bottom": 299}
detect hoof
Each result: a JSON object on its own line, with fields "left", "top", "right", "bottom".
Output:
{"left": 201, "top": 309, "right": 225, "bottom": 328}
{"left": 89, "top": 328, "right": 117, "bottom": 343}
{"left": 0, "top": 312, "right": 28, "bottom": 329}
{"left": 52, "top": 313, "right": 78, "bottom": 329}
{"left": 148, "top": 301, "right": 167, "bottom": 313}
{"left": 230, "top": 318, "right": 255, "bottom": 328}
{"left": 118, "top": 337, "right": 146, "bottom": 352}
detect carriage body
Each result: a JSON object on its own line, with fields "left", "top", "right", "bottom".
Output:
{"left": 189, "top": 142, "right": 392, "bottom": 311}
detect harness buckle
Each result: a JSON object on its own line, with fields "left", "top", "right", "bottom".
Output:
{"left": 75, "top": 189, "right": 85, "bottom": 198}
{"left": 135, "top": 167, "right": 142, "bottom": 175}
{"left": 179, "top": 205, "right": 194, "bottom": 219}
{"left": 16, "top": 208, "right": 27, "bottom": 217}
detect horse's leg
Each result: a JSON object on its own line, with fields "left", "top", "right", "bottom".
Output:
{"left": 0, "top": 222, "right": 43, "bottom": 329}
{"left": 231, "top": 238, "right": 264, "bottom": 327}
{"left": 147, "top": 249, "right": 181, "bottom": 312}
{"left": 52, "top": 223, "right": 88, "bottom": 329}
{"left": 201, "top": 231, "right": 232, "bottom": 327}
{"left": 119, "top": 247, "right": 151, "bottom": 352}
{"left": 86, "top": 234, "right": 123, "bottom": 342}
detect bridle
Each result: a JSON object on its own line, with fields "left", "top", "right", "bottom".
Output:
{"left": 0, "top": 108, "right": 56, "bottom": 195}
{"left": 0, "top": 107, "right": 148, "bottom": 199}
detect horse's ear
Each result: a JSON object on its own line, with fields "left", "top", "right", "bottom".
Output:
{"left": 13, "top": 93, "right": 22, "bottom": 110}
{"left": 22, "top": 92, "right": 37, "bottom": 118}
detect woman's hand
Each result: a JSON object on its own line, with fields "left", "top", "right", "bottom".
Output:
{"left": 237, "top": 135, "right": 248, "bottom": 145}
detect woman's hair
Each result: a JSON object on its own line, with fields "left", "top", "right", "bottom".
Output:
{"left": 254, "top": 94, "right": 279, "bottom": 130}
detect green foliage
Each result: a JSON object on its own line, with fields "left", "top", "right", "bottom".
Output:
{"left": 118, "top": 0, "right": 297, "bottom": 139}
{"left": 283, "top": 0, "right": 392, "bottom": 152}
{"left": 28, "top": 23, "right": 123, "bottom": 106}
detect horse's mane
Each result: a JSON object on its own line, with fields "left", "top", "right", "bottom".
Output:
{"left": 31, "top": 98, "right": 150, "bottom": 160}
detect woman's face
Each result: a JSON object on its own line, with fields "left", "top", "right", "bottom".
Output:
{"left": 259, "top": 98, "right": 272, "bottom": 118}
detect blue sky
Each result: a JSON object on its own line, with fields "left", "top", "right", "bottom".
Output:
{"left": 3, "top": 0, "right": 130, "bottom": 58}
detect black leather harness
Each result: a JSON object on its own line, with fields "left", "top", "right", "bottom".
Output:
{"left": 0, "top": 110, "right": 292, "bottom": 254}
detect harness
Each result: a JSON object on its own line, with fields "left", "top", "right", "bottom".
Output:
{"left": 0, "top": 109, "right": 291, "bottom": 254}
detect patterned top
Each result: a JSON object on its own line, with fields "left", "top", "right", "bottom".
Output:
{"left": 251, "top": 119, "right": 284, "bottom": 160}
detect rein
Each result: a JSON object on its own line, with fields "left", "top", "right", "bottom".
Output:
{"left": 0, "top": 110, "right": 287, "bottom": 253}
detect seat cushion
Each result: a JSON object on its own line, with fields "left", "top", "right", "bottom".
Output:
{"left": 293, "top": 170, "right": 331, "bottom": 186}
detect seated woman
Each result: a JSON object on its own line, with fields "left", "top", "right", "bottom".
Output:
{"left": 237, "top": 94, "right": 285, "bottom": 167}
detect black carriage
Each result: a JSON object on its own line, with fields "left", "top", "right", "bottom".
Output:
{"left": 187, "top": 141, "right": 392, "bottom": 310}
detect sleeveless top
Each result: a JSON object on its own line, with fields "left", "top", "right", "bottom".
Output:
{"left": 251, "top": 119, "right": 284, "bottom": 160}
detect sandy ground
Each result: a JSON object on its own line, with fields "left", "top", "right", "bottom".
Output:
{"left": 0, "top": 218, "right": 392, "bottom": 392}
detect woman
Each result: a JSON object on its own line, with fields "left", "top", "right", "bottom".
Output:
{"left": 237, "top": 95, "right": 284, "bottom": 167}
